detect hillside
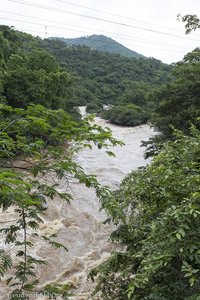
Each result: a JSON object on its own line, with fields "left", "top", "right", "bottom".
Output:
{"left": 49, "top": 34, "right": 142, "bottom": 58}
{"left": 0, "top": 25, "right": 173, "bottom": 127}
{"left": 40, "top": 38, "right": 172, "bottom": 106}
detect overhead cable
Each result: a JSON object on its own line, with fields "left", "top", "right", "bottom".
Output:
{"left": 0, "top": 14, "right": 191, "bottom": 50}
{"left": 8, "top": 0, "right": 200, "bottom": 42}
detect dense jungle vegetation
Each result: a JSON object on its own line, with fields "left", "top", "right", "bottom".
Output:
{"left": 0, "top": 25, "right": 123, "bottom": 299}
{"left": 0, "top": 17, "right": 199, "bottom": 299}
{"left": 40, "top": 38, "right": 172, "bottom": 126}
{"left": 89, "top": 16, "right": 200, "bottom": 300}
{"left": 40, "top": 38, "right": 172, "bottom": 105}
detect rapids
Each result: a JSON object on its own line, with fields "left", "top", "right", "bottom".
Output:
{"left": 0, "top": 108, "right": 156, "bottom": 300}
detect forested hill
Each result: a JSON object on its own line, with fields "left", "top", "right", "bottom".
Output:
{"left": 40, "top": 38, "right": 172, "bottom": 106}
{"left": 0, "top": 25, "right": 173, "bottom": 127}
{"left": 49, "top": 34, "right": 142, "bottom": 58}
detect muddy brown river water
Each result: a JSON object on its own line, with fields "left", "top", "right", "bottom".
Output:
{"left": 0, "top": 107, "right": 156, "bottom": 300}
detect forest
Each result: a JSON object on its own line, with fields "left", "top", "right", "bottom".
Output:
{"left": 0, "top": 14, "right": 199, "bottom": 299}
{"left": 40, "top": 38, "right": 172, "bottom": 126}
{"left": 49, "top": 34, "right": 142, "bottom": 58}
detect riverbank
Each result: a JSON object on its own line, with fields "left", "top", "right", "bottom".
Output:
{"left": 0, "top": 114, "right": 156, "bottom": 300}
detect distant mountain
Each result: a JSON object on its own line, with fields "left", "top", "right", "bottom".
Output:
{"left": 49, "top": 35, "right": 142, "bottom": 58}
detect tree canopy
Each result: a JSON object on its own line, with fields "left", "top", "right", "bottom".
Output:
{"left": 89, "top": 19, "right": 200, "bottom": 300}
{"left": 0, "top": 22, "right": 199, "bottom": 300}
{"left": 0, "top": 26, "right": 123, "bottom": 299}
{"left": 178, "top": 14, "right": 200, "bottom": 34}
{"left": 151, "top": 48, "right": 200, "bottom": 139}
{"left": 90, "top": 125, "right": 200, "bottom": 300}
{"left": 40, "top": 39, "right": 172, "bottom": 106}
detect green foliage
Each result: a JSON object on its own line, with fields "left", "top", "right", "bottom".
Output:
{"left": 3, "top": 51, "right": 74, "bottom": 110}
{"left": 40, "top": 39, "right": 172, "bottom": 106}
{"left": 2, "top": 23, "right": 199, "bottom": 300}
{"left": 118, "top": 81, "right": 151, "bottom": 107}
{"left": 178, "top": 14, "right": 200, "bottom": 34}
{"left": 0, "top": 25, "right": 172, "bottom": 123}
{"left": 0, "top": 250, "right": 12, "bottom": 278}
{"left": 86, "top": 102, "right": 103, "bottom": 114}
{"left": 0, "top": 101, "right": 122, "bottom": 297}
{"left": 90, "top": 126, "right": 200, "bottom": 299}
{"left": 51, "top": 34, "right": 142, "bottom": 58}
{"left": 150, "top": 48, "right": 200, "bottom": 139}
{"left": 0, "top": 26, "right": 78, "bottom": 116}
{"left": 101, "top": 103, "right": 149, "bottom": 126}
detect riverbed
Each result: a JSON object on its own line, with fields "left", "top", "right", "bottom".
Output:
{"left": 0, "top": 110, "right": 156, "bottom": 299}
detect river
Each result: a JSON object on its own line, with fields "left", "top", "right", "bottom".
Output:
{"left": 0, "top": 109, "right": 156, "bottom": 300}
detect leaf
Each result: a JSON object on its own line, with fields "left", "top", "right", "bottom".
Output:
{"left": 189, "top": 277, "right": 195, "bottom": 286}
{"left": 106, "top": 151, "right": 115, "bottom": 157}
{"left": 179, "top": 228, "right": 186, "bottom": 237}
{"left": 176, "top": 233, "right": 182, "bottom": 240}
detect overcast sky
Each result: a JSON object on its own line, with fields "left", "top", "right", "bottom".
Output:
{"left": 1, "top": 0, "right": 200, "bottom": 63}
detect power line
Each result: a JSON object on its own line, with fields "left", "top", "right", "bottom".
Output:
{"left": 12, "top": 26, "right": 185, "bottom": 54}
{"left": 0, "top": 16, "right": 88, "bottom": 34}
{"left": 2, "top": 23, "right": 187, "bottom": 55}
{"left": 54, "top": 0, "right": 191, "bottom": 34}
{"left": 54, "top": 1, "right": 196, "bottom": 39}
{"left": 0, "top": 15, "right": 191, "bottom": 51}
{"left": 0, "top": 9, "right": 187, "bottom": 48}
{"left": 0, "top": 10, "right": 142, "bottom": 42}
{"left": 8, "top": 0, "right": 200, "bottom": 42}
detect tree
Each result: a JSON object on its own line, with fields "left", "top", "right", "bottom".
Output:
{"left": 0, "top": 25, "right": 125, "bottom": 299}
{"left": 101, "top": 103, "right": 149, "bottom": 126}
{"left": 3, "top": 50, "right": 75, "bottom": 110}
{"left": 86, "top": 102, "right": 103, "bottom": 114}
{"left": 40, "top": 38, "right": 172, "bottom": 107}
{"left": 90, "top": 125, "right": 200, "bottom": 300}
{"left": 118, "top": 81, "right": 150, "bottom": 107}
{"left": 0, "top": 103, "right": 122, "bottom": 299}
{"left": 26, "top": 49, "right": 58, "bottom": 73}
{"left": 178, "top": 14, "right": 200, "bottom": 34}
{"left": 150, "top": 48, "right": 200, "bottom": 139}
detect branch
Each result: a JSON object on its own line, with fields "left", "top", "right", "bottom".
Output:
{"left": 21, "top": 206, "right": 27, "bottom": 291}
{"left": 0, "top": 119, "right": 17, "bottom": 133}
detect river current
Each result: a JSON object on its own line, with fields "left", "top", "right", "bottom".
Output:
{"left": 0, "top": 108, "right": 156, "bottom": 300}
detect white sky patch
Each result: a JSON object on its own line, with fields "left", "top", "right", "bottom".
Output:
{"left": 0, "top": 0, "right": 200, "bottom": 63}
